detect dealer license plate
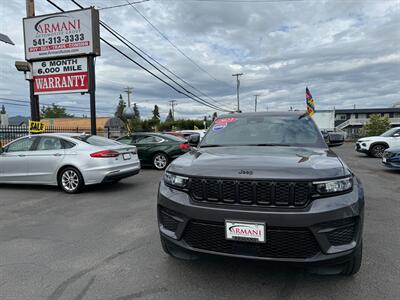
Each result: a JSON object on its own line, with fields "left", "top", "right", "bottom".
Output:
{"left": 123, "top": 153, "right": 131, "bottom": 160}
{"left": 225, "top": 220, "right": 266, "bottom": 243}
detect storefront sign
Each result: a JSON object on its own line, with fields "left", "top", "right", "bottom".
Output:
{"left": 23, "top": 8, "right": 100, "bottom": 61}
{"left": 32, "top": 57, "right": 89, "bottom": 95}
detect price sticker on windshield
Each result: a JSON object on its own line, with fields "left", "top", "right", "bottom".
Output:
{"left": 212, "top": 118, "right": 237, "bottom": 132}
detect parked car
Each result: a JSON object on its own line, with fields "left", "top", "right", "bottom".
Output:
{"left": 382, "top": 147, "right": 400, "bottom": 169}
{"left": 179, "top": 130, "right": 207, "bottom": 140}
{"left": 356, "top": 127, "right": 400, "bottom": 158}
{"left": 164, "top": 131, "right": 185, "bottom": 139}
{"left": 117, "top": 133, "right": 190, "bottom": 170}
{"left": 0, "top": 133, "right": 140, "bottom": 193}
{"left": 321, "top": 129, "right": 345, "bottom": 147}
{"left": 158, "top": 112, "right": 364, "bottom": 275}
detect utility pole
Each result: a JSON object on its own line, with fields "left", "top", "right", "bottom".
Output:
{"left": 232, "top": 73, "right": 243, "bottom": 112}
{"left": 26, "top": 0, "right": 40, "bottom": 121}
{"left": 124, "top": 87, "right": 133, "bottom": 108}
{"left": 169, "top": 100, "right": 177, "bottom": 119}
{"left": 254, "top": 94, "right": 260, "bottom": 112}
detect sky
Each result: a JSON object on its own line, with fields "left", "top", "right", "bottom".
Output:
{"left": 0, "top": 0, "right": 399, "bottom": 120}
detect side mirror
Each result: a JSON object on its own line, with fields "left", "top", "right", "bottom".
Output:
{"left": 393, "top": 133, "right": 400, "bottom": 137}
{"left": 188, "top": 134, "right": 200, "bottom": 147}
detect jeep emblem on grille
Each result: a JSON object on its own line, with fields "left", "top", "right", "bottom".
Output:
{"left": 238, "top": 170, "right": 253, "bottom": 175}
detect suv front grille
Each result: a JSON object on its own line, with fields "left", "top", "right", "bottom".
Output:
{"left": 183, "top": 221, "right": 320, "bottom": 259}
{"left": 189, "top": 177, "right": 311, "bottom": 207}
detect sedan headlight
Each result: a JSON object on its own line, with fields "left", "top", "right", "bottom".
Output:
{"left": 313, "top": 177, "right": 353, "bottom": 195}
{"left": 164, "top": 172, "right": 189, "bottom": 189}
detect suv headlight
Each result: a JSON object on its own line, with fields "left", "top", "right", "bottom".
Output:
{"left": 164, "top": 172, "right": 189, "bottom": 189}
{"left": 313, "top": 177, "right": 353, "bottom": 195}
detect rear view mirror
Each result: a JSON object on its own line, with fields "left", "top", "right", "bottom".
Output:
{"left": 188, "top": 134, "right": 200, "bottom": 147}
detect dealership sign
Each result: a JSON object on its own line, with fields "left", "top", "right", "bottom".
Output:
{"left": 23, "top": 8, "right": 100, "bottom": 61}
{"left": 32, "top": 57, "right": 89, "bottom": 95}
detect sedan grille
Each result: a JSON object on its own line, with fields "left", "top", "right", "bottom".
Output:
{"left": 183, "top": 221, "right": 320, "bottom": 259}
{"left": 189, "top": 177, "right": 311, "bottom": 207}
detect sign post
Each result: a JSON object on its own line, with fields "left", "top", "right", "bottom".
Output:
{"left": 23, "top": 7, "right": 100, "bottom": 135}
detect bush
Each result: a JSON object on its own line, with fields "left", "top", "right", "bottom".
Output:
{"left": 362, "top": 114, "right": 391, "bottom": 136}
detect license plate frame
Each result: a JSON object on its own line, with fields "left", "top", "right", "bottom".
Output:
{"left": 225, "top": 220, "right": 266, "bottom": 243}
{"left": 123, "top": 153, "right": 131, "bottom": 160}
{"left": 383, "top": 157, "right": 387, "bottom": 163}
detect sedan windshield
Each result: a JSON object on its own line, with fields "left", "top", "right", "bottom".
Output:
{"left": 201, "top": 114, "right": 325, "bottom": 148}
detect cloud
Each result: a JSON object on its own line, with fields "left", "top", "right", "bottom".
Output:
{"left": 0, "top": 0, "right": 399, "bottom": 120}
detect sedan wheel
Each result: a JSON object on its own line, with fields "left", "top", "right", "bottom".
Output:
{"left": 370, "top": 144, "right": 386, "bottom": 158}
{"left": 153, "top": 153, "right": 168, "bottom": 170}
{"left": 59, "top": 168, "right": 84, "bottom": 193}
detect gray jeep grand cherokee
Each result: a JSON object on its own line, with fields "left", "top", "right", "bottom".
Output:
{"left": 158, "top": 112, "right": 364, "bottom": 275}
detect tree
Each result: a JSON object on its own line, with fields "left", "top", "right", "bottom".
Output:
{"left": 133, "top": 103, "right": 140, "bottom": 120}
{"left": 165, "top": 109, "right": 174, "bottom": 122}
{"left": 41, "top": 103, "right": 73, "bottom": 118}
{"left": 212, "top": 112, "right": 218, "bottom": 121}
{"left": 152, "top": 105, "right": 160, "bottom": 121}
{"left": 362, "top": 114, "right": 391, "bottom": 136}
{"left": 151, "top": 105, "right": 161, "bottom": 131}
{"left": 115, "top": 94, "right": 126, "bottom": 122}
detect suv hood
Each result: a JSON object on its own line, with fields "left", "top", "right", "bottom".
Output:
{"left": 168, "top": 146, "right": 347, "bottom": 180}
{"left": 358, "top": 136, "right": 385, "bottom": 142}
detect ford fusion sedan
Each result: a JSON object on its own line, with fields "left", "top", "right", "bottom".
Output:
{"left": 117, "top": 133, "right": 190, "bottom": 170}
{"left": 382, "top": 147, "right": 400, "bottom": 169}
{"left": 158, "top": 112, "right": 364, "bottom": 275}
{"left": 0, "top": 133, "right": 140, "bottom": 193}
{"left": 356, "top": 127, "right": 400, "bottom": 158}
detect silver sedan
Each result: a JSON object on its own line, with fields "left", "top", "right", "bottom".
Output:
{"left": 0, "top": 133, "right": 140, "bottom": 193}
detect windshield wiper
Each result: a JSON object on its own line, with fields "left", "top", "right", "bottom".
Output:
{"left": 245, "top": 143, "right": 291, "bottom": 147}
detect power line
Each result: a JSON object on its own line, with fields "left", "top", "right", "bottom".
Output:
{"left": 66, "top": 0, "right": 231, "bottom": 112}
{"left": 98, "top": 21, "right": 231, "bottom": 111}
{"left": 124, "top": 0, "right": 234, "bottom": 89}
{"left": 99, "top": 21, "right": 234, "bottom": 111}
{"left": 98, "top": 0, "right": 150, "bottom": 10}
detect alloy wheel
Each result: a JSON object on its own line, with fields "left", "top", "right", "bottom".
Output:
{"left": 371, "top": 145, "right": 385, "bottom": 158}
{"left": 61, "top": 170, "right": 80, "bottom": 192}
{"left": 154, "top": 154, "right": 168, "bottom": 170}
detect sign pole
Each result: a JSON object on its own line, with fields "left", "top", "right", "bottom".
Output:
{"left": 88, "top": 56, "right": 96, "bottom": 135}
{"left": 26, "top": 0, "right": 40, "bottom": 122}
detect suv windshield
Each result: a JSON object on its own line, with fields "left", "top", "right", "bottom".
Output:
{"left": 201, "top": 114, "right": 325, "bottom": 148}
{"left": 72, "top": 135, "right": 121, "bottom": 146}
{"left": 380, "top": 128, "right": 400, "bottom": 137}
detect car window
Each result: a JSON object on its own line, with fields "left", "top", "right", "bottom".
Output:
{"left": 201, "top": 115, "right": 325, "bottom": 147}
{"left": 62, "top": 139, "right": 76, "bottom": 149}
{"left": 136, "top": 136, "right": 164, "bottom": 144}
{"left": 6, "top": 137, "right": 36, "bottom": 152}
{"left": 118, "top": 136, "right": 132, "bottom": 144}
{"left": 36, "top": 137, "right": 63, "bottom": 151}
{"left": 72, "top": 135, "right": 121, "bottom": 146}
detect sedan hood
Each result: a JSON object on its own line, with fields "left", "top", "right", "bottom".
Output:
{"left": 168, "top": 146, "right": 346, "bottom": 180}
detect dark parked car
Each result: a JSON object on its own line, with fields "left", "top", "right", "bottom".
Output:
{"left": 321, "top": 130, "right": 345, "bottom": 147}
{"left": 382, "top": 147, "right": 400, "bottom": 169}
{"left": 117, "top": 133, "right": 190, "bottom": 170}
{"left": 158, "top": 112, "right": 364, "bottom": 275}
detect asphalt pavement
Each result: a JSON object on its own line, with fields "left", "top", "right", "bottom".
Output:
{"left": 0, "top": 143, "right": 399, "bottom": 300}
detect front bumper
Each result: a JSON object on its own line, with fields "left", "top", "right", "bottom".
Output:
{"left": 157, "top": 179, "right": 364, "bottom": 264}
{"left": 355, "top": 142, "right": 369, "bottom": 154}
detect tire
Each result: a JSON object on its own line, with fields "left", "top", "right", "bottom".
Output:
{"left": 160, "top": 235, "right": 198, "bottom": 260}
{"left": 153, "top": 153, "right": 169, "bottom": 170}
{"left": 58, "top": 167, "right": 84, "bottom": 194}
{"left": 370, "top": 144, "right": 387, "bottom": 158}
{"left": 341, "top": 241, "right": 363, "bottom": 276}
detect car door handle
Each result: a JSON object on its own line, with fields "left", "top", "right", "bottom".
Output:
{"left": 18, "top": 154, "right": 26, "bottom": 157}
{"left": 53, "top": 153, "right": 62, "bottom": 157}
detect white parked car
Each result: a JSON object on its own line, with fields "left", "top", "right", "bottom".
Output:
{"left": 0, "top": 133, "right": 140, "bottom": 193}
{"left": 355, "top": 127, "right": 400, "bottom": 158}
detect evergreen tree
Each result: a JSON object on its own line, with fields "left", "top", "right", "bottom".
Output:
{"left": 133, "top": 103, "right": 140, "bottom": 120}
{"left": 212, "top": 112, "right": 218, "bottom": 121}
{"left": 152, "top": 105, "right": 160, "bottom": 120}
{"left": 115, "top": 94, "right": 126, "bottom": 122}
{"left": 165, "top": 109, "right": 174, "bottom": 122}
